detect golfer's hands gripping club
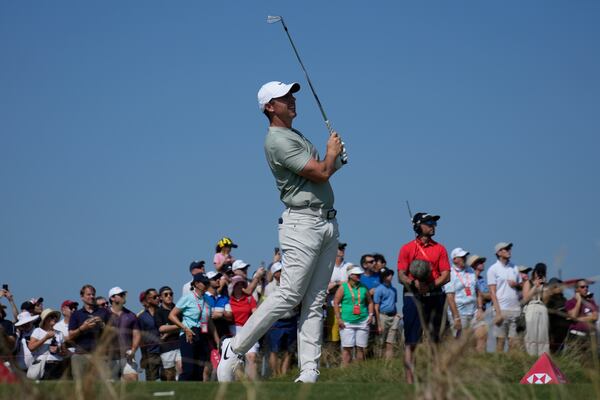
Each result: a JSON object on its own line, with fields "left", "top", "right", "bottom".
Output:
{"left": 327, "top": 130, "right": 348, "bottom": 170}
{"left": 327, "top": 131, "right": 344, "bottom": 170}
{"left": 326, "top": 122, "right": 348, "bottom": 166}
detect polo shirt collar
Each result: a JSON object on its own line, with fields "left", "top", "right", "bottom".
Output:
{"left": 415, "top": 238, "right": 437, "bottom": 247}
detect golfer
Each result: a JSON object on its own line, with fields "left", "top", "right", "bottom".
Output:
{"left": 217, "top": 81, "right": 343, "bottom": 383}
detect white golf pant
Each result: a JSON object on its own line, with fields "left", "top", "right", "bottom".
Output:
{"left": 231, "top": 209, "right": 339, "bottom": 371}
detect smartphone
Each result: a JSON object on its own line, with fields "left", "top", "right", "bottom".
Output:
{"left": 2, "top": 284, "right": 7, "bottom": 291}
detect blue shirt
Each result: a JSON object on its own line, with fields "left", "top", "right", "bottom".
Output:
{"left": 443, "top": 266, "right": 478, "bottom": 316}
{"left": 68, "top": 306, "right": 111, "bottom": 354}
{"left": 360, "top": 273, "right": 380, "bottom": 291}
{"left": 205, "top": 292, "right": 230, "bottom": 312}
{"left": 175, "top": 292, "right": 212, "bottom": 333}
{"left": 476, "top": 275, "right": 489, "bottom": 294}
{"left": 373, "top": 283, "right": 397, "bottom": 314}
{"left": 138, "top": 310, "right": 161, "bottom": 354}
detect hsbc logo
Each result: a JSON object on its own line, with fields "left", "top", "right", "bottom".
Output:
{"left": 527, "top": 373, "right": 552, "bottom": 384}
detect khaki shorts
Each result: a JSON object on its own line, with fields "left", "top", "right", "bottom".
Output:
{"left": 378, "top": 314, "right": 400, "bottom": 344}
{"left": 160, "top": 349, "right": 181, "bottom": 369}
{"left": 493, "top": 310, "right": 521, "bottom": 339}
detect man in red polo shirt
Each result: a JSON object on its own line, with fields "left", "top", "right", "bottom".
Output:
{"left": 397, "top": 212, "right": 450, "bottom": 384}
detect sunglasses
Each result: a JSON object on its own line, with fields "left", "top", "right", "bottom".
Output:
{"left": 97, "top": 302, "right": 107, "bottom": 307}
{"left": 162, "top": 292, "right": 173, "bottom": 297}
{"left": 365, "top": 260, "right": 375, "bottom": 264}
{"left": 579, "top": 285, "right": 589, "bottom": 289}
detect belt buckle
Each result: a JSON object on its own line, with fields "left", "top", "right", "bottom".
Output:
{"left": 326, "top": 209, "right": 337, "bottom": 219}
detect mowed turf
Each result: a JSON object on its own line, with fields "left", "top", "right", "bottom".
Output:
{"left": 1, "top": 352, "right": 598, "bottom": 399}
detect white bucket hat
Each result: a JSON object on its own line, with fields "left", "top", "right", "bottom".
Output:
{"left": 15, "top": 311, "right": 40, "bottom": 327}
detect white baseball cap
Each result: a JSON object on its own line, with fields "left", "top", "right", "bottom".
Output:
{"left": 271, "top": 262, "right": 283, "bottom": 274}
{"left": 206, "top": 271, "right": 222, "bottom": 280}
{"left": 346, "top": 264, "right": 365, "bottom": 275}
{"left": 232, "top": 260, "right": 250, "bottom": 271}
{"left": 494, "top": 242, "right": 513, "bottom": 253}
{"left": 108, "top": 287, "right": 127, "bottom": 298}
{"left": 450, "top": 247, "right": 469, "bottom": 259}
{"left": 257, "top": 81, "right": 300, "bottom": 111}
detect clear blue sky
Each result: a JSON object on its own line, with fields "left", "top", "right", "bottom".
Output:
{"left": 2, "top": 1, "right": 599, "bottom": 310}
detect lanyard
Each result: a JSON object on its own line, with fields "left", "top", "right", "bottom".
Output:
{"left": 415, "top": 240, "right": 432, "bottom": 263}
{"left": 346, "top": 283, "right": 361, "bottom": 305}
{"left": 453, "top": 267, "right": 472, "bottom": 295}
{"left": 192, "top": 291, "right": 206, "bottom": 326}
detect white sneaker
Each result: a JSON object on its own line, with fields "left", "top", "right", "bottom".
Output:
{"left": 217, "top": 337, "right": 244, "bottom": 382}
{"left": 294, "top": 369, "right": 320, "bottom": 383}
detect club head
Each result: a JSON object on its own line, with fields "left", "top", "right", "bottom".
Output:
{"left": 267, "top": 15, "right": 282, "bottom": 24}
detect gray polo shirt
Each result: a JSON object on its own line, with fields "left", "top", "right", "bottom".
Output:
{"left": 264, "top": 126, "right": 334, "bottom": 209}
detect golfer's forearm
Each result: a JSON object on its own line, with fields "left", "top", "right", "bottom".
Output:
{"left": 300, "top": 157, "right": 338, "bottom": 183}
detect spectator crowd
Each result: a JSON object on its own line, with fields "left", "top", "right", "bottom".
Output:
{"left": 1, "top": 228, "right": 598, "bottom": 383}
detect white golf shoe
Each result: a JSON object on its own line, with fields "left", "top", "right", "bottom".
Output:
{"left": 217, "top": 337, "right": 244, "bottom": 382}
{"left": 294, "top": 369, "right": 320, "bottom": 383}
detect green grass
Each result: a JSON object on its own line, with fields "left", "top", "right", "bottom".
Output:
{"left": 1, "top": 350, "right": 598, "bottom": 399}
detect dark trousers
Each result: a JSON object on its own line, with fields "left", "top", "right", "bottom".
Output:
{"left": 403, "top": 293, "right": 447, "bottom": 345}
{"left": 43, "top": 360, "right": 66, "bottom": 380}
{"left": 141, "top": 352, "right": 162, "bottom": 381}
{"left": 178, "top": 328, "right": 209, "bottom": 381}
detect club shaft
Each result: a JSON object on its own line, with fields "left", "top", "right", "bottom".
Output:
{"left": 279, "top": 18, "right": 332, "bottom": 133}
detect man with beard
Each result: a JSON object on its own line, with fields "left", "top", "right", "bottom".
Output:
{"left": 397, "top": 212, "right": 450, "bottom": 384}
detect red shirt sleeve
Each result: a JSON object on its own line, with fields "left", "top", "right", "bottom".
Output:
{"left": 397, "top": 244, "right": 411, "bottom": 272}
{"left": 437, "top": 245, "right": 451, "bottom": 271}
{"left": 564, "top": 298, "right": 576, "bottom": 312}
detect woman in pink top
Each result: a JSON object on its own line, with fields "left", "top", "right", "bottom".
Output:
{"left": 214, "top": 237, "right": 237, "bottom": 273}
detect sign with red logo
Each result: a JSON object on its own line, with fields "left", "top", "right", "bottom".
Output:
{"left": 520, "top": 353, "right": 568, "bottom": 384}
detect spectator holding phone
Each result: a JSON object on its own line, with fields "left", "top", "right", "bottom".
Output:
{"left": 565, "top": 279, "right": 598, "bottom": 354}
{"left": 28, "top": 309, "right": 67, "bottom": 380}
{"left": 0, "top": 287, "right": 18, "bottom": 322}
{"left": 522, "top": 263, "right": 550, "bottom": 356}
{"left": 0, "top": 304, "right": 16, "bottom": 360}
{"left": 68, "top": 284, "right": 111, "bottom": 381}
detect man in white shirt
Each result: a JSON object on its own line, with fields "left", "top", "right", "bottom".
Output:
{"left": 487, "top": 242, "right": 522, "bottom": 352}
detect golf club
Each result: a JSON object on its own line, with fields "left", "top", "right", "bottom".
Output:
{"left": 267, "top": 15, "right": 348, "bottom": 164}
